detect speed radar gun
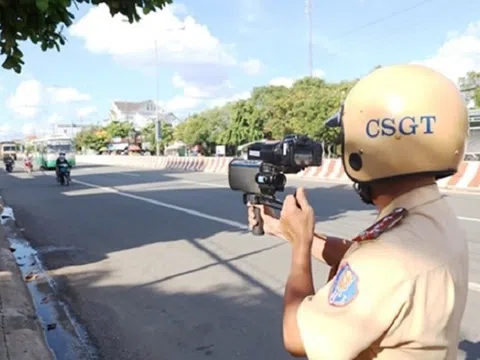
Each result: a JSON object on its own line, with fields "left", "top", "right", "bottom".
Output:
{"left": 228, "top": 135, "right": 323, "bottom": 236}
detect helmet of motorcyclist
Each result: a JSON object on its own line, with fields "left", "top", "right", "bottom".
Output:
{"left": 325, "top": 64, "right": 469, "bottom": 203}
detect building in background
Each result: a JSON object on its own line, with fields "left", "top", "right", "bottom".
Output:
{"left": 107, "top": 100, "right": 181, "bottom": 129}
{"left": 161, "top": 112, "right": 181, "bottom": 127}
{"left": 51, "top": 123, "right": 92, "bottom": 138}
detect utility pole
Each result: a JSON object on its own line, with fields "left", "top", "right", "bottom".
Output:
{"left": 306, "top": 0, "right": 313, "bottom": 77}
{"left": 155, "top": 40, "right": 161, "bottom": 157}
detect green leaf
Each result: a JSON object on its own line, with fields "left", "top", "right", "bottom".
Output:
{"left": 36, "top": 0, "right": 49, "bottom": 12}
{"left": 2, "top": 56, "right": 17, "bottom": 70}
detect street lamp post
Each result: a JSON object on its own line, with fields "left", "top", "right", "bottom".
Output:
{"left": 155, "top": 40, "right": 161, "bottom": 157}
{"left": 305, "top": 0, "right": 313, "bottom": 77}
{"left": 119, "top": 20, "right": 183, "bottom": 155}
{"left": 153, "top": 25, "right": 185, "bottom": 156}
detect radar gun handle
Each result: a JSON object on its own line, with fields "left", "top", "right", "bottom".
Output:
{"left": 251, "top": 196, "right": 265, "bottom": 236}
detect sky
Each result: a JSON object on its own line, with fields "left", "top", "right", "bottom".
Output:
{"left": 1, "top": 0, "right": 480, "bottom": 140}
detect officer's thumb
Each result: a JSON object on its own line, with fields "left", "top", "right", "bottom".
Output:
{"left": 295, "top": 187, "right": 309, "bottom": 209}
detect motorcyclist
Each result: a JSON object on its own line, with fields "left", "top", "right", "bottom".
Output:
{"left": 24, "top": 152, "right": 33, "bottom": 164}
{"left": 55, "top": 152, "right": 71, "bottom": 181}
{"left": 23, "top": 152, "right": 33, "bottom": 172}
{"left": 3, "top": 154, "right": 14, "bottom": 169}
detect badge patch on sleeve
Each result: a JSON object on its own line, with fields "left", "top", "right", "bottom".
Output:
{"left": 328, "top": 262, "right": 359, "bottom": 307}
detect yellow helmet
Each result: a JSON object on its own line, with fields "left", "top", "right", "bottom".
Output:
{"left": 326, "top": 64, "right": 469, "bottom": 183}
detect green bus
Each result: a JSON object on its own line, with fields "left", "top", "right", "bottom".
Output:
{"left": 29, "top": 136, "right": 76, "bottom": 170}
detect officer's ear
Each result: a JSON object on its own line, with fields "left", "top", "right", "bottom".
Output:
{"left": 325, "top": 105, "right": 343, "bottom": 129}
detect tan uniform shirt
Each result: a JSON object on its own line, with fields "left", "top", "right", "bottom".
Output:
{"left": 297, "top": 183, "right": 469, "bottom": 360}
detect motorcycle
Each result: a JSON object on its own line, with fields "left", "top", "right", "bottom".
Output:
{"left": 4, "top": 159, "right": 14, "bottom": 173}
{"left": 57, "top": 163, "right": 71, "bottom": 186}
{"left": 24, "top": 159, "right": 33, "bottom": 173}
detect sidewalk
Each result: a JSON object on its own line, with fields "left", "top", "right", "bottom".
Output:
{"left": 0, "top": 200, "right": 54, "bottom": 360}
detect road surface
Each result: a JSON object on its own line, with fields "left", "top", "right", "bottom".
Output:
{"left": 1, "top": 163, "right": 479, "bottom": 360}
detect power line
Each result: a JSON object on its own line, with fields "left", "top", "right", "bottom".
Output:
{"left": 329, "top": 0, "right": 437, "bottom": 42}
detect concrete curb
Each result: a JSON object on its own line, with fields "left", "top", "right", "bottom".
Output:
{"left": 0, "top": 199, "right": 54, "bottom": 360}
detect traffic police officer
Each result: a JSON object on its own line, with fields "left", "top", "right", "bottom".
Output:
{"left": 248, "top": 64, "right": 469, "bottom": 359}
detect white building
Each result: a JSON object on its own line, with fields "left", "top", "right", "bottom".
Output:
{"left": 50, "top": 123, "right": 91, "bottom": 138}
{"left": 108, "top": 100, "right": 181, "bottom": 129}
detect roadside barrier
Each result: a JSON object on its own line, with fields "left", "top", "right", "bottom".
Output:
{"left": 76, "top": 155, "right": 480, "bottom": 191}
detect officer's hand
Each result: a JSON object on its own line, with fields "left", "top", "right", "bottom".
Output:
{"left": 247, "top": 204, "right": 284, "bottom": 239}
{"left": 280, "top": 187, "right": 315, "bottom": 251}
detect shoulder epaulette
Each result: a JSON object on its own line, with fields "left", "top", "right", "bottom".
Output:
{"left": 352, "top": 207, "right": 408, "bottom": 243}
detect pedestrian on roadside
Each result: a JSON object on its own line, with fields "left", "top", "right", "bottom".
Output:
{"left": 248, "top": 64, "right": 469, "bottom": 359}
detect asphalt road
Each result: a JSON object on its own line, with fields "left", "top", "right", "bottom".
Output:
{"left": 1, "top": 162, "right": 479, "bottom": 360}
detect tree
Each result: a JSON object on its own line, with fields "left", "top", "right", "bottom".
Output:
{"left": 74, "top": 126, "right": 109, "bottom": 152}
{"left": 459, "top": 71, "right": 480, "bottom": 107}
{"left": 172, "top": 76, "right": 358, "bottom": 154}
{"left": 169, "top": 66, "right": 479, "bottom": 154}
{"left": 173, "top": 114, "right": 213, "bottom": 148}
{"left": 217, "top": 100, "right": 264, "bottom": 146}
{"left": 104, "top": 121, "right": 134, "bottom": 139}
{"left": 0, "top": 0, "right": 172, "bottom": 73}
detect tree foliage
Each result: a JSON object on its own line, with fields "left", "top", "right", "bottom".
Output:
{"left": 74, "top": 119, "right": 175, "bottom": 153}
{"left": 75, "top": 126, "right": 109, "bottom": 152}
{"left": 172, "top": 69, "right": 480, "bottom": 156}
{"left": 104, "top": 120, "right": 134, "bottom": 139}
{"left": 459, "top": 71, "right": 480, "bottom": 107}
{"left": 0, "top": 0, "right": 172, "bottom": 73}
{"left": 74, "top": 120, "right": 134, "bottom": 152}
{"left": 172, "top": 77, "right": 357, "bottom": 155}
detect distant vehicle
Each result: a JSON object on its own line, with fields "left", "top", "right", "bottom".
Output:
{"left": 28, "top": 136, "right": 76, "bottom": 170}
{"left": 0, "top": 142, "right": 17, "bottom": 161}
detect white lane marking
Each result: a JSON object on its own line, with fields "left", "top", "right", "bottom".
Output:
{"left": 458, "top": 216, "right": 480, "bottom": 223}
{"left": 8, "top": 173, "right": 34, "bottom": 179}
{"left": 72, "top": 179, "right": 248, "bottom": 230}
{"left": 179, "top": 180, "right": 227, "bottom": 188}
{"left": 117, "top": 172, "right": 140, "bottom": 177}
{"left": 469, "top": 282, "right": 480, "bottom": 292}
